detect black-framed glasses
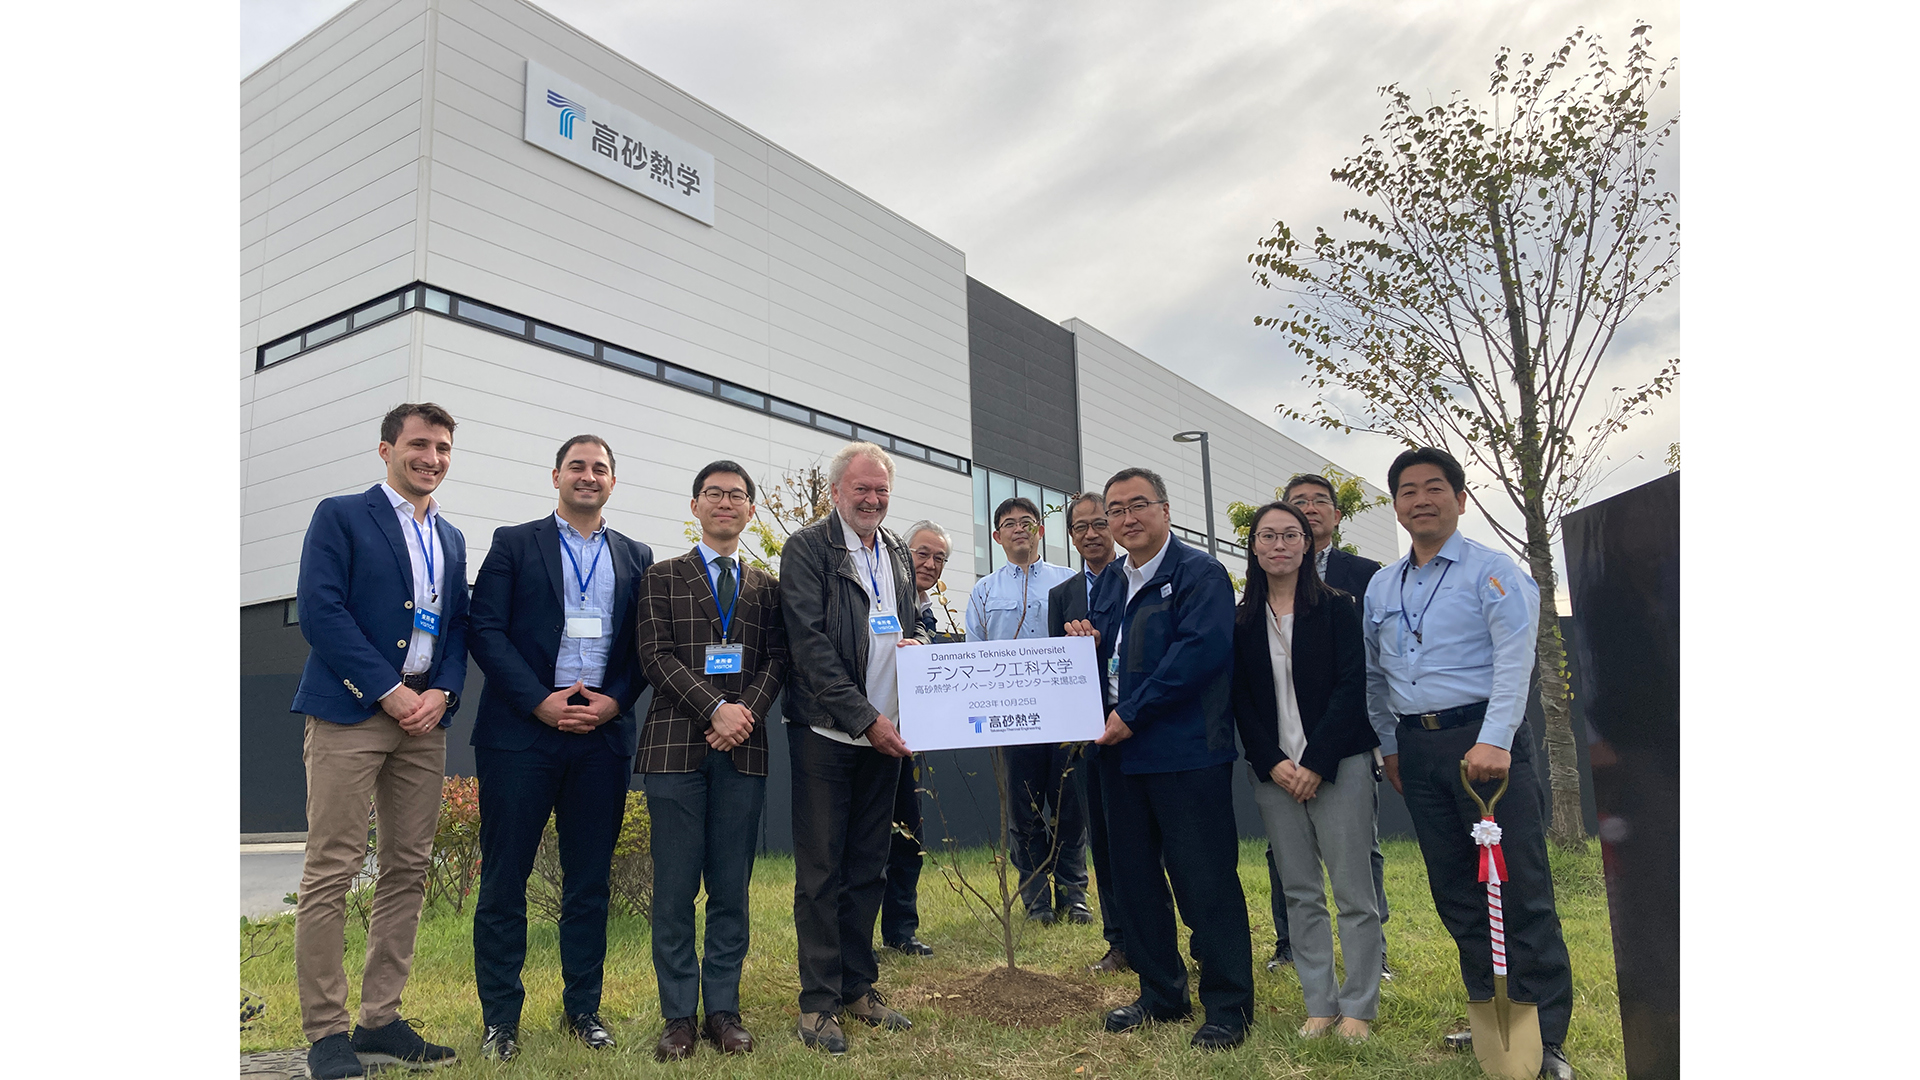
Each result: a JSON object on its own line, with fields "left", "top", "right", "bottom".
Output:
{"left": 1068, "top": 517, "right": 1111, "bottom": 537}
{"left": 1253, "top": 528, "right": 1309, "bottom": 548}
{"left": 1103, "top": 499, "right": 1167, "bottom": 523}
{"left": 699, "top": 487, "right": 752, "bottom": 505}
{"left": 996, "top": 517, "right": 1040, "bottom": 533}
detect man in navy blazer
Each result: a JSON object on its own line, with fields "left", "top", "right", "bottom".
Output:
{"left": 1065, "top": 467, "right": 1254, "bottom": 1051}
{"left": 466, "top": 435, "right": 654, "bottom": 1061}
{"left": 291, "top": 403, "right": 468, "bottom": 1080}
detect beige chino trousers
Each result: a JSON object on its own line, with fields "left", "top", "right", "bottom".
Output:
{"left": 294, "top": 713, "right": 445, "bottom": 1041}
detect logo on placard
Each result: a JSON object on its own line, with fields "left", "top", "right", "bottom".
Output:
{"left": 546, "top": 89, "right": 583, "bottom": 138}
{"left": 969, "top": 716, "right": 988, "bottom": 733}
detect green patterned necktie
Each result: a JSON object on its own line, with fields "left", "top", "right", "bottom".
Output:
{"left": 715, "top": 555, "right": 737, "bottom": 613}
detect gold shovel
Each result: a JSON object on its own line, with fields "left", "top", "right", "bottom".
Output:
{"left": 1460, "top": 761, "right": 1542, "bottom": 1080}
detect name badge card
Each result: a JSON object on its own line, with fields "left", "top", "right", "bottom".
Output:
{"left": 565, "top": 607, "right": 606, "bottom": 639}
{"left": 869, "top": 612, "right": 902, "bottom": 635}
{"left": 414, "top": 602, "right": 441, "bottom": 636}
{"left": 704, "top": 643, "right": 744, "bottom": 675}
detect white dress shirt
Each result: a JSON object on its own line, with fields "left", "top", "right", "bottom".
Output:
{"left": 1108, "top": 534, "right": 1172, "bottom": 701}
{"left": 379, "top": 482, "right": 444, "bottom": 694}
{"left": 811, "top": 516, "right": 902, "bottom": 747}
{"left": 1265, "top": 608, "right": 1307, "bottom": 762}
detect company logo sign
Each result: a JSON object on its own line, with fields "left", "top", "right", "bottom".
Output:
{"left": 969, "top": 716, "right": 988, "bottom": 733}
{"left": 545, "top": 89, "right": 582, "bottom": 139}
{"left": 522, "top": 59, "right": 716, "bottom": 227}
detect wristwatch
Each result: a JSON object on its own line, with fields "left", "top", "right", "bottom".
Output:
{"left": 439, "top": 689, "right": 459, "bottom": 712}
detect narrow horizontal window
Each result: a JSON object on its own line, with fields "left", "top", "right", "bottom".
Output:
{"left": 891, "top": 438, "right": 927, "bottom": 460}
{"left": 304, "top": 316, "right": 349, "bottom": 347}
{"left": 718, "top": 383, "right": 765, "bottom": 409}
{"left": 662, "top": 365, "right": 714, "bottom": 393}
{"left": 353, "top": 296, "right": 400, "bottom": 327}
{"left": 928, "top": 450, "right": 962, "bottom": 471}
{"left": 261, "top": 337, "right": 301, "bottom": 366}
{"left": 423, "top": 288, "right": 451, "bottom": 313}
{"left": 533, "top": 324, "right": 594, "bottom": 356}
{"left": 284, "top": 599, "right": 299, "bottom": 625}
{"left": 768, "top": 398, "right": 810, "bottom": 423}
{"left": 814, "top": 414, "right": 853, "bottom": 437}
{"left": 455, "top": 299, "right": 525, "bottom": 334}
{"left": 603, "top": 346, "right": 658, "bottom": 376}
{"left": 855, "top": 427, "right": 890, "bottom": 448}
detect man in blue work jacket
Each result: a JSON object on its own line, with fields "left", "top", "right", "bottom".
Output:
{"left": 1364, "top": 446, "right": 1575, "bottom": 1080}
{"left": 1064, "top": 466, "right": 1253, "bottom": 1051}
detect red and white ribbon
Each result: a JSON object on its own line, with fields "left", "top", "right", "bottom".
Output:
{"left": 1472, "top": 816, "right": 1508, "bottom": 977}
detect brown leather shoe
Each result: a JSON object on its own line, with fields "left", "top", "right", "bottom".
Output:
{"left": 702, "top": 1011, "right": 754, "bottom": 1054}
{"left": 654, "top": 1016, "right": 697, "bottom": 1062}
{"left": 1090, "top": 947, "right": 1130, "bottom": 974}
{"left": 844, "top": 988, "right": 912, "bottom": 1031}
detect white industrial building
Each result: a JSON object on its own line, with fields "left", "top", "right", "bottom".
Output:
{"left": 239, "top": 0, "right": 1397, "bottom": 835}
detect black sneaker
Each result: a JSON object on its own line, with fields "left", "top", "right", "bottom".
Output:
{"left": 307, "top": 1033, "right": 365, "bottom": 1080}
{"left": 1265, "top": 942, "right": 1294, "bottom": 972}
{"left": 885, "top": 936, "right": 935, "bottom": 956}
{"left": 1380, "top": 952, "right": 1395, "bottom": 981}
{"left": 350, "top": 1017, "right": 458, "bottom": 1070}
{"left": 480, "top": 1024, "right": 519, "bottom": 1062}
{"left": 568, "top": 1012, "right": 616, "bottom": 1050}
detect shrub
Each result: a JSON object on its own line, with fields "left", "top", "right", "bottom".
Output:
{"left": 528, "top": 789, "right": 653, "bottom": 922}
{"left": 427, "top": 776, "right": 483, "bottom": 912}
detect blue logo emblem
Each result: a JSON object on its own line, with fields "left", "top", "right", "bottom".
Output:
{"left": 546, "top": 89, "right": 582, "bottom": 139}
{"left": 969, "top": 716, "right": 987, "bottom": 733}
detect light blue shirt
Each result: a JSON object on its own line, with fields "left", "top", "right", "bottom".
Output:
{"left": 1362, "top": 530, "right": 1539, "bottom": 755}
{"left": 554, "top": 514, "right": 616, "bottom": 689}
{"left": 965, "top": 559, "right": 1076, "bottom": 642}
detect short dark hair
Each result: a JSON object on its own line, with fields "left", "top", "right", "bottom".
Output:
{"left": 380, "top": 402, "right": 456, "bottom": 445}
{"left": 1065, "top": 492, "right": 1103, "bottom": 527}
{"left": 1282, "top": 473, "right": 1337, "bottom": 503}
{"left": 1103, "top": 467, "right": 1168, "bottom": 503}
{"left": 555, "top": 434, "right": 616, "bottom": 474}
{"left": 693, "top": 460, "right": 757, "bottom": 503}
{"left": 1387, "top": 446, "right": 1466, "bottom": 496}
{"left": 993, "top": 497, "right": 1042, "bottom": 529}
{"left": 1235, "top": 500, "right": 1337, "bottom": 626}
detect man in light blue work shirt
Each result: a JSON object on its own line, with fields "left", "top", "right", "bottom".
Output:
{"left": 966, "top": 496, "right": 1086, "bottom": 925}
{"left": 1362, "top": 446, "right": 1575, "bottom": 1080}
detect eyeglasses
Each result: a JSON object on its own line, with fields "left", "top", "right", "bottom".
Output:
{"left": 1288, "top": 494, "right": 1335, "bottom": 509}
{"left": 1253, "top": 529, "right": 1309, "bottom": 548}
{"left": 1068, "top": 518, "right": 1111, "bottom": 537}
{"left": 1103, "top": 499, "right": 1167, "bottom": 523}
{"left": 996, "top": 517, "right": 1040, "bottom": 533}
{"left": 699, "top": 487, "right": 752, "bottom": 505}
{"left": 910, "top": 548, "right": 949, "bottom": 566}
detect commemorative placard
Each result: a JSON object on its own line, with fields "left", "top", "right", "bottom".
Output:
{"left": 894, "top": 636, "right": 1105, "bottom": 752}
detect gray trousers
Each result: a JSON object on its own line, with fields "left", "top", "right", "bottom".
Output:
{"left": 1252, "top": 752, "right": 1383, "bottom": 1020}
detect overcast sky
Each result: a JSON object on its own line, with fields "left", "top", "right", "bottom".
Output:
{"left": 243, "top": 0, "right": 1681, "bottom": 574}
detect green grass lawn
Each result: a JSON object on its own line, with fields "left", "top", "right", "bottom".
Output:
{"left": 241, "top": 838, "right": 1622, "bottom": 1078}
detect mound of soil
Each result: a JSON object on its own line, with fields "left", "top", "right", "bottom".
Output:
{"left": 915, "top": 966, "right": 1119, "bottom": 1027}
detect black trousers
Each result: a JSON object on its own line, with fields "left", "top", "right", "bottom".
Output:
{"left": 472, "top": 729, "right": 630, "bottom": 1028}
{"left": 880, "top": 753, "right": 924, "bottom": 945}
{"left": 1401, "top": 719, "right": 1573, "bottom": 1044}
{"left": 789, "top": 726, "right": 901, "bottom": 1015}
{"left": 1267, "top": 779, "right": 1390, "bottom": 949}
{"left": 1083, "top": 748, "right": 1124, "bottom": 952}
{"left": 1003, "top": 742, "right": 1090, "bottom": 914}
{"left": 1099, "top": 755, "right": 1254, "bottom": 1027}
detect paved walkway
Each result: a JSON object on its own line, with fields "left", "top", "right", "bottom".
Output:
{"left": 240, "top": 1049, "right": 308, "bottom": 1078}
{"left": 242, "top": 843, "right": 306, "bottom": 920}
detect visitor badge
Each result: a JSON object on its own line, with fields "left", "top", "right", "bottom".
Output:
{"left": 565, "top": 607, "right": 606, "bottom": 639}
{"left": 704, "top": 644, "right": 744, "bottom": 675}
{"left": 868, "top": 611, "right": 902, "bottom": 635}
{"left": 1107, "top": 654, "right": 1119, "bottom": 676}
{"left": 1160, "top": 583, "right": 1173, "bottom": 598}
{"left": 413, "top": 602, "right": 441, "bottom": 636}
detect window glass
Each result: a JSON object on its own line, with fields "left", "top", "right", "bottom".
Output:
{"left": 930, "top": 449, "right": 962, "bottom": 471}
{"left": 603, "top": 346, "right": 658, "bottom": 376}
{"left": 768, "top": 398, "right": 809, "bottom": 423}
{"left": 718, "top": 383, "right": 765, "bottom": 409}
{"left": 304, "top": 316, "right": 349, "bottom": 347}
{"left": 423, "top": 288, "right": 450, "bottom": 313}
{"left": 1043, "top": 488, "right": 1071, "bottom": 568}
{"left": 855, "top": 427, "right": 891, "bottom": 448}
{"left": 662, "top": 365, "right": 714, "bottom": 394}
{"left": 988, "top": 471, "right": 1016, "bottom": 573}
{"left": 533, "top": 323, "right": 594, "bottom": 355}
{"left": 972, "top": 467, "right": 991, "bottom": 575}
{"left": 814, "top": 414, "right": 853, "bottom": 437}
{"left": 892, "top": 438, "right": 927, "bottom": 460}
{"left": 261, "top": 337, "right": 300, "bottom": 366}
{"left": 353, "top": 296, "right": 400, "bottom": 327}
{"left": 455, "top": 298, "right": 525, "bottom": 334}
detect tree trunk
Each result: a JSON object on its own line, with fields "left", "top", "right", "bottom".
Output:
{"left": 991, "top": 748, "right": 1017, "bottom": 970}
{"left": 1524, "top": 549, "right": 1586, "bottom": 848}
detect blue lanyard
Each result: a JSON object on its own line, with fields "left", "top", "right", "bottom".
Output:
{"left": 562, "top": 531, "right": 604, "bottom": 603}
{"left": 1398, "top": 555, "right": 1453, "bottom": 645}
{"left": 860, "top": 540, "right": 885, "bottom": 609}
{"left": 407, "top": 515, "right": 438, "bottom": 603}
{"left": 701, "top": 549, "right": 742, "bottom": 641}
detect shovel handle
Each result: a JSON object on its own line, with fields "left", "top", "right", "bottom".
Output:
{"left": 1459, "top": 760, "right": 1509, "bottom": 816}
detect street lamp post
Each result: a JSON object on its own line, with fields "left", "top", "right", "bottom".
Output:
{"left": 1171, "top": 430, "right": 1216, "bottom": 560}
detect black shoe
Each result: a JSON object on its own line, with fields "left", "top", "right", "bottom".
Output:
{"left": 1063, "top": 901, "right": 1095, "bottom": 925}
{"left": 350, "top": 1018, "right": 458, "bottom": 1070}
{"left": 1190, "top": 1022, "right": 1247, "bottom": 1050}
{"left": 1027, "top": 908, "right": 1057, "bottom": 926}
{"left": 1444, "top": 1029, "right": 1473, "bottom": 1051}
{"left": 568, "top": 1012, "right": 616, "bottom": 1050}
{"left": 307, "top": 1033, "right": 365, "bottom": 1080}
{"left": 1265, "top": 942, "right": 1294, "bottom": 972}
{"left": 480, "top": 1024, "right": 519, "bottom": 1062}
{"left": 1380, "top": 953, "right": 1395, "bottom": 981}
{"left": 885, "top": 936, "right": 935, "bottom": 956}
{"left": 1104, "top": 999, "right": 1191, "bottom": 1034}
{"left": 1540, "top": 1043, "right": 1576, "bottom": 1080}
{"left": 1089, "top": 946, "right": 1130, "bottom": 974}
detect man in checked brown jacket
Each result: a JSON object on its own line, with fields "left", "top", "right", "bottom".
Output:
{"left": 635, "top": 460, "right": 789, "bottom": 1061}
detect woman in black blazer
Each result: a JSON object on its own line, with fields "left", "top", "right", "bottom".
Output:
{"left": 1231, "top": 500, "right": 1383, "bottom": 1042}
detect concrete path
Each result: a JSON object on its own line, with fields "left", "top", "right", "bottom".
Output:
{"left": 242, "top": 843, "right": 305, "bottom": 920}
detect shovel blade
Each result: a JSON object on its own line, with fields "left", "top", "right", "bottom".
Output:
{"left": 1466, "top": 981, "right": 1542, "bottom": 1080}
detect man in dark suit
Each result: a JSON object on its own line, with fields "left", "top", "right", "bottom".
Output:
{"left": 1259, "top": 474, "right": 1394, "bottom": 979}
{"left": 1065, "top": 467, "right": 1254, "bottom": 1052}
{"left": 636, "top": 460, "right": 789, "bottom": 1061}
{"left": 467, "top": 435, "right": 654, "bottom": 1062}
{"left": 291, "top": 403, "right": 468, "bottom": 1080}
{"left": 1046, "top": 493, "right": 1127, "bottom": 975}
